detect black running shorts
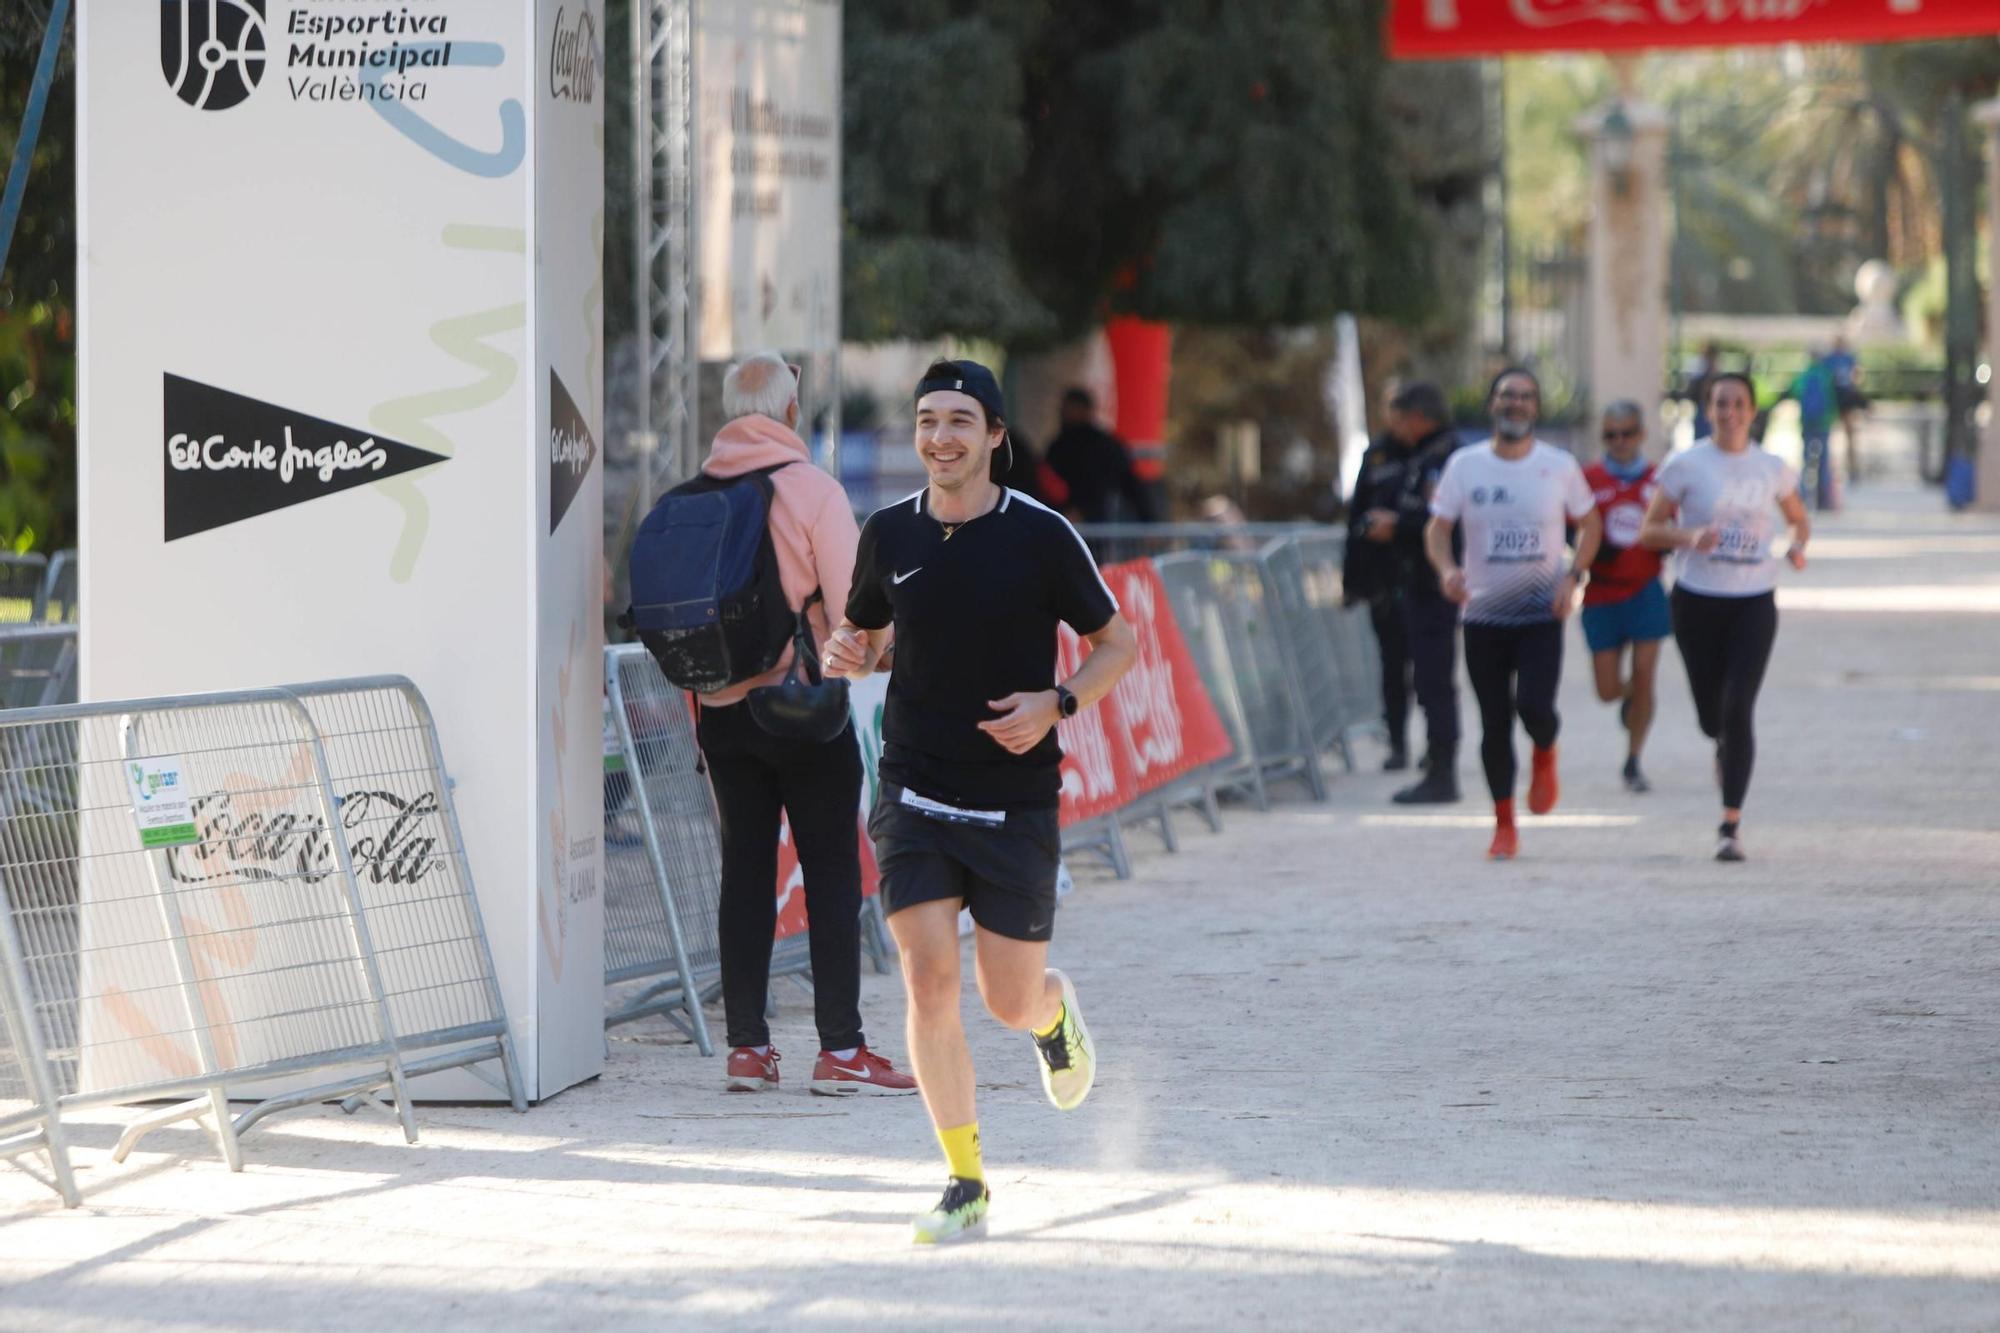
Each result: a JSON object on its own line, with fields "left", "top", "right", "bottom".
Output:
{"left": 867, "top": 783, "right": 1061, "bottom": 943}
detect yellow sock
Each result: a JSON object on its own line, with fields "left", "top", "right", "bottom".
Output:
{"left": 1030, "top": 1002, "right": 1065, "bottom": 1040}
{"left": 937, "top": 1122, "right": 983, "bottom": 1183}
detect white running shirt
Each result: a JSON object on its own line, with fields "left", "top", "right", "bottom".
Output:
{"left": 1429, "top": 440, "right": 1595, "bottom": 626}
{"left": 1655, "top": 441, "right": 1798, "bottom": 597}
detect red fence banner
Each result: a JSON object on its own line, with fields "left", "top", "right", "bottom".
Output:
{"left": 1389, "top": 0, "right": 2000, "bottom": 59}
{"left": 1055, "top": 620, "right": 1142, "bottom": 826}
{"left": 1101, "top": 560, "right": 1234, "bottom": 796}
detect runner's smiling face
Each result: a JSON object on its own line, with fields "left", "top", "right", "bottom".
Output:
{"left": 915, "top": 389, "right": 1001, "bottom": 493}
{"left": 1708, "top": 378, "right": 1754, "bottom": 451}
{"left": 1489, "top": 373, "right": 1539, "bottom": 441}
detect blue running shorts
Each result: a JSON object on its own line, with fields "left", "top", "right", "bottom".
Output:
{"left": 1581, "top": 578, "right": 1671, "bottom": 654}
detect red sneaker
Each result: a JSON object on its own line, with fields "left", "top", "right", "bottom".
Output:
{"left": 810, "top": 1045, "right": 919, "bottom": 1097}
{"left": 1488, "top": 821, "right": 1519, "bottom": 861}
{"left": 1528, "top": 745, "right": 1560, "bottom": 815}
{"left": 725, "top": 1046, "right": 780, "bottom": 1092}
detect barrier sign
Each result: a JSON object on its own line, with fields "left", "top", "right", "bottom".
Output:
{"left": 126, "top": 756, "right": 196, "bottom": 848}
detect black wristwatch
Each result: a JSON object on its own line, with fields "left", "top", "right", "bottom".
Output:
{"left": 1054, "top": 684, "right": 1080, "bottom": 718}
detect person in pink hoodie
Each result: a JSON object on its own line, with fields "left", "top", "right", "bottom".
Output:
{"left": 694, "top": 352, "right": 916, "bottom": 1098}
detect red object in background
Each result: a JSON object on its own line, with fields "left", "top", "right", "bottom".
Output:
{"left": 774, "top": 811, "right": 881, "bottom": 941}
{"left": 1054, "top": 618, "right": 1141, "bottom": 825}
{"left": 1100, "top": 561, "right": 1234, "bottom": 793}
{"left": 1388, "top": 0, "right": 2000, "bottom": 59}
{"left": 1105, "top": 317, "right": 1171, "bottom": 483}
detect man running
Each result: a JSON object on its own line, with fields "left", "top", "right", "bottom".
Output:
{"left": 1581, "top": 401, "right": 1670, "bottom": 794}
{"left": 1424, "top": 369, "right": 1601, "bottom": 860}
{"left": 823, "top": 359, "right": 1137, "bottom": 1244}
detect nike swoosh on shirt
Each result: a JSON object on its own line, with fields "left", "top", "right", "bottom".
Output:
{"left": 893, "top": 568, "right": 922, "bottom": 584}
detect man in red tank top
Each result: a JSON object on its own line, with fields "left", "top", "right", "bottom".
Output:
{"left": 1580, "top": 402, "right": 1670, "bottom": 793}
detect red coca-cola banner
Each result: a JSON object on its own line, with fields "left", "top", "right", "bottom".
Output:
{"left": 1100, "top": 561, "right": 1234, "bottom": 797}
{"left": 1389, "top": 0, "right": 1999, "bottom": 58}
{"left": 1054, "top": 618, "right": 1141, "bottom": 826}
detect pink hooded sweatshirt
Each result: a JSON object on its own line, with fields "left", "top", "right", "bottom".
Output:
{"left": 696, "top": 413, "right": 860, "bottom": 708}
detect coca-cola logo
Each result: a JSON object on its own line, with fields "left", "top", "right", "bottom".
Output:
{"left": 550, "top": 4, "right": 598, "bottom": 103}
{"left": 168, "top": 786, "right": 450, "bottom": 889}
{"left": 1108, "top": 572, "right": 1186, "bottom": 780}
{"left": 1506, "top": 0, "right": 1829, "bottom": 26}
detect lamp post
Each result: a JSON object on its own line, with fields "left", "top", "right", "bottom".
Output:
{"left": 1600, "top": 102, "right": 1635, "bottom": 198}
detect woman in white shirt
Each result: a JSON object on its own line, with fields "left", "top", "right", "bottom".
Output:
{"left": 1641, "top": 373, "right": 1810, "bottom": 862}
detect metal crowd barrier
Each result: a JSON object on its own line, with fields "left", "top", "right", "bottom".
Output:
{"left": 1289, "top": 532, "right": 1384, "bottom": 755}
{"left": 0, "top": 689, "right": 420, "bottom": 1205}
{"left": 39, "top": 551, "right": 76, "bottom": 625}
{"left": 0, "top": 625, "right": 77, "bottom": 709}
{"left": 601, "top": 645, "right": 893, "bottom": 1053}
{"left": 1151, "top": 554, "right": 1270, "bottom": 811}
{"left": 0, "top": 553, "right": 49, "bottom": 625}
{"left": 279, "top": 678, "right": 526, "bottom": 1111}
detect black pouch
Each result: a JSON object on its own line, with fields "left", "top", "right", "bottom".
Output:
{"left": 745, "top": 590, "right": 851, "bottom": 743}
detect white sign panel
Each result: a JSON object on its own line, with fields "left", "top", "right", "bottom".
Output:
{"left": 126, "top": 755, "right": 196, "bottom": 849}
{"left": 695, "top": 0, "right": 841, "bottom": 359}
{"left": 78, "top": 0, "right": 605, "bottom": 1099}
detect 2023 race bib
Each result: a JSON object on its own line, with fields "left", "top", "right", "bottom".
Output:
{"left": 1487, "top": 523, "right": 1545, "bottom": 562}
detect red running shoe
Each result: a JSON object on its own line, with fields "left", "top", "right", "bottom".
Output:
{"left": 1488, "top": 821, "right": 1520, "bottom": 861}
{"left": 1528, "top": 745, "right": 1560, "bottom": 815}
{"left": 810, "top": 1045, "right": 919, "bottom": 1097}
{"left": 725, "top": 1046, "right": 780, "bottom": 1092}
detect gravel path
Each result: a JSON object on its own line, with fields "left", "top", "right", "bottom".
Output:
{"left": 3, "top": 482, "right": 1996, "bottom": 1331}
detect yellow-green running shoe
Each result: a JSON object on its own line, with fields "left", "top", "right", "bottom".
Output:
{"left": 912, "top": 1177, "right": 990, "bottom": 1244}
{"left": 1032, "top": 968, "right": 1096, "bottom": 1111}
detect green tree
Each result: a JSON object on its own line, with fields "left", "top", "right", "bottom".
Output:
{"left": 0, "top": 4, "right": 76, "bottom": 553}
{"left": 843, "top": 1, "right": 1435, "bottom": 348}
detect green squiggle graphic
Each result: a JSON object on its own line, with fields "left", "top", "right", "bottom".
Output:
{"left": 369, "top": 225, "right": 527, "bottom": 582}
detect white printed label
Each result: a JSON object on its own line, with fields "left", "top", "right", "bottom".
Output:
{"left": 899, "top": 787, "right": 1006, "bottom": 827}
{"left": 126, "top": 755, "right": 198, "bottom": 848}
{"left": 1487, "top": 523, "right": 1545, "bottom": 562}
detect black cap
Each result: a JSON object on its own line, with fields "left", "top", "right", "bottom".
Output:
{"left": 914, "top": 359, "right": 1006, "bottom": 425}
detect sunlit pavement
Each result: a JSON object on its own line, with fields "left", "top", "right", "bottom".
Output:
{"left": 3, "top": 476, "right": 1997, "bottom": 1330}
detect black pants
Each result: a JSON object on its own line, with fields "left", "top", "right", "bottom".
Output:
{"left": 695, "top": 701, "right": 864, "bottom": 1051}
{"left": 1367, "top": 594, "right": 1410, "bottom": 750}
{"left": 1403, "top": 591, "right": 1462, "bottom": 751}
{"left": 1463, "top": 620, "right": 1563, "bottom": 801}
{"left": 1670, "top": 587, "right": 1778, "bottom": 811}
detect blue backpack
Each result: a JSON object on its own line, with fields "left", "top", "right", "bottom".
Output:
{"left": 624, "top": 462, "right": 797, "bottom": 693}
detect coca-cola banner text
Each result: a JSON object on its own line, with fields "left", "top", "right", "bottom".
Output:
{"left": 1389, "top": 0, "right": 1999, "bottom": 59}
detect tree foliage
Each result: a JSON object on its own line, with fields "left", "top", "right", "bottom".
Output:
{"left": 843, "top": 1, "right": 1434, "bottom": 347}
{"left": 0, "top": 4, "right": 76, "bottom": 552}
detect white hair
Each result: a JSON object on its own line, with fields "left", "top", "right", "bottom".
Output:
{"left": 721, "top": 351, "right": 798, "bottom": 424}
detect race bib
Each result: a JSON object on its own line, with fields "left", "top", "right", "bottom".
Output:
{"left": 1713, "top": 523, "right": 1762, "bottom": 563}
{"left": 1487, "top": 522, "right": 1545, "bottom": 562}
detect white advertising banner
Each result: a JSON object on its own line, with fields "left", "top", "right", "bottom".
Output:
{"left": 695, "top": 0, "right": 840, "bottom": 361}
{"left": 77, "top": 0, "right": 605, "bottom": 1099}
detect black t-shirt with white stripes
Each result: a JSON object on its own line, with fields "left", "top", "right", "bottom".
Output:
{"left": 847, "top": 487, "right": 1119, "bottom": 810}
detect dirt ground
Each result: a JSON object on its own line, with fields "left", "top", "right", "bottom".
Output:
{"left": 3, "top": 476, "right": 1998, "bottom": 1330}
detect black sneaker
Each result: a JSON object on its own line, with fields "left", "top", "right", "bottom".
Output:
{"left": 1622, "top": 756, "right": 1650, "bottom": 794}
{"left": 1715, "top": 834, "right": 1746, "bottom": 862}
{"left": 1383, "top": 746, "right": 1410, "bottom": 772}
{"left": 1392, "top": 768, "right": 1460, "bottom": 804}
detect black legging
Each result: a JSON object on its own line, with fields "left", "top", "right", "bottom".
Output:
{"left": 1463, "top": 620, "right": 1563, "bottom": 802}
{"left": 1670, "top": 587, "right": 1778, "bottom": 811}
{"left": 696, "top": 701, "right": 865, "bottom": 1052}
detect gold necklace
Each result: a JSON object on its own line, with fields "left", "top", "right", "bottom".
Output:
{"left": 941, "top": 522, "right": 961, "bottom": 541}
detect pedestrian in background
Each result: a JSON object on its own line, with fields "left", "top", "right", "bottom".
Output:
{"left": 689, "top": 352, "right": 916, "bottom": 1098}
{"left": 1385, "top": 383, "right": 1465, "bottom": 805}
